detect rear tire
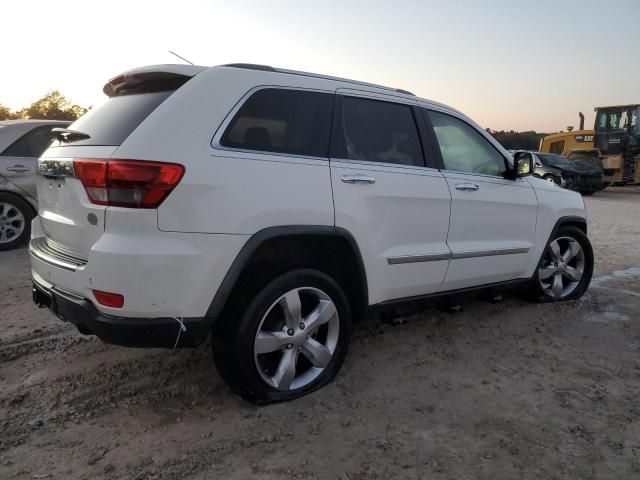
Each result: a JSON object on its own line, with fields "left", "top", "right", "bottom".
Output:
{"left": 529, "top": 226, "right": 593, "bottom": 302}
{"left": 213, "top": 269, "right": 351, "bottom": 404}
{"left": 0, "top": 193, "right": 33, "bottom": 251}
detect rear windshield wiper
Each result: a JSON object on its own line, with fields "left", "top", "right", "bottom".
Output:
{"left": 51, "top": 128, "right": 91, "bottom": 143}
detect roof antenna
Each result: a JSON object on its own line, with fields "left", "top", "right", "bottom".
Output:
{"left": 168, "top": 50, "right": 194, "bottom": 65}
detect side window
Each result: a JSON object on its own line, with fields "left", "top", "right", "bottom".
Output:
{"left": 427, "top": 110, "right": 507, "bottom": 176}
{"left": 1, "top": 125, "right": 57, "bottom": 157}
{"left": 220, "top": 88, "right": 333, "bottom": 157}
{"left": 549, "top": 140, "right": 565, "bottom": 154}
{"left": 333, "top": 96, "right": 424, "bottom": 167}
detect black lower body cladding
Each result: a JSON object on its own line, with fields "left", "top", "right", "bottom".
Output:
{"left": 32, "top": 280, "right": 211, "bottom": 348}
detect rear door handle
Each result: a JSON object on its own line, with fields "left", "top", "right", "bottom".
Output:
{"left": 341, "top": 174, "right": 376, "bottom": 184}
{"left": 6, "top": 165, "right": 30, "bottom": 172}
{"left": 455, "top": 183, "right": 479, "bottom": 191}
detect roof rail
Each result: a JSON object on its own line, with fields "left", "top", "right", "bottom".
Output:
{"left": 221, "top": 63, "right": 415, "bottom": 96}
{"left": 222, "top": 63, "right": 276, "bottom": 72}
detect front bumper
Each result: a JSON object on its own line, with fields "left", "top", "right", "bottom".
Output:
{"left": 32, "top": 278, "right": 211, "bottom": 348}
{"left": 563, "top": 175, "right": 603, "bottom": 192}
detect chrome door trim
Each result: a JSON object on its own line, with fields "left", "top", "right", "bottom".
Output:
{"left": 341, "top": 174, "right": 375, "bottom": 184}
{"left": 6, "top": 164, "right": 31, "bottom": 172}
{"left": 387, "top": 253, "right": 451, "bottom": 265}
{"left": 454, "top": 183, "right": 480, "bottom": 191}
{"left": 387, "top": 247, "right": 529, "bottom": 265}
{"left": 451, "top": 247, "right": 530, "bottom": 260}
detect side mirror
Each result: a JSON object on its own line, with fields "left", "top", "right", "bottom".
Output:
{"left": 512, "top": 153, "right": 533, "bottom": 178}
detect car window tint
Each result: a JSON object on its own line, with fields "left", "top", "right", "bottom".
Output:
{"left": 220, "top": 89, "right": 333, "bottom": 157}
{"left": 428, "top": 110, "right": 506, "bottom": 176}
{"left": 1, "top": 125, "right": 57, "bottom": 157}
{"left": 68, "top": 90, "right": 176, "bottom": 146}
{"left": 333, "top": 96, "right": 423, "bottom": 166}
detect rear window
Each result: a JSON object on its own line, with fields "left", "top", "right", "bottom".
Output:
{"left": 220, "top": 88, "right": 333, "bottom": 158}
{"left": 66, "top": 91, "right": 173, "bottom": 146}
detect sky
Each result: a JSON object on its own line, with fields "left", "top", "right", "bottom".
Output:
{"left": 2, "top": 0, "right": 638, "bottom": 132}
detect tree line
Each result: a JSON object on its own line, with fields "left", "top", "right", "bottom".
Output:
{"left": 0, "top": 91, "right": 88, "bottom": 121}
{"left": 486, "top": 129, "right": 547, "bottom": 151}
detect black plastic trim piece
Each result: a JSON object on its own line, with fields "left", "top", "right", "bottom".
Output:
{"left": 549, "top": 215, "right": 587, "bottom": 236}
{"left": 205, "top": 225, "right": 369, "bottom": 323}
{"left": 371, "top": 278, "right": 530, "bottom": 313}
{"left": 222, "top": 63, "right": 277, "bottom": 72}
{"left": 32, "top": 280, "right": 209, "bottom": 348}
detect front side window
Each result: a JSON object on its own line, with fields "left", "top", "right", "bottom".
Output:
{"left": 220, "top": 88, "right": 333, "bottom": 157}
{"left": 333, "top": 96, "right": 424, "bottom": 167}
{"left": 427, "top": 110, "right": 506, "bottom": 176}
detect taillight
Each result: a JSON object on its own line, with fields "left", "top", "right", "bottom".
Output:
{"left": 73, "top": 159, "right": 184, "bottom": 208}
{"left": 93, "top": 290, "right": 125, "bottom": 308}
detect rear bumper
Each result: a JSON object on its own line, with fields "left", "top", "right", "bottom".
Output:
{"left": 32, "top": 278, "right": 211, "bottom": 348}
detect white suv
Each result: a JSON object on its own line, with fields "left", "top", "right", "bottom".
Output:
{"left": 30, "top": 64, "right": 593, "bottom": 403}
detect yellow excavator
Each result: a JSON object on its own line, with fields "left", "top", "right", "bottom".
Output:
{"left": 540, "top": 106, "right": 640, "bottom": 184}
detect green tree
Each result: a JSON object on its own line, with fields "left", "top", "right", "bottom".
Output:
{"left": 0, "top": 103, "right": 23, "bottom": 120}
{"left": 487, "top": 129, "right": 546, "bottom": 151}
{"left": 19, "top": 90, "right": 88, "bottom": 121}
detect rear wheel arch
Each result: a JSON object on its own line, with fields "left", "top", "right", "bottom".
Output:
{"left": 207, "top": 226, "right": 369, "bottom": 328}
{"left": 0, "top": 189, "right": 37, "bottom": 217}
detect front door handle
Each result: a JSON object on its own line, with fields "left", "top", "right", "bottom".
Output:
{"left": 455, "top": 183, "right": 479, "bottom": 191}
{"left": 341, "top": 174, "right": 376, "bottom": 184}
{"left": 6, "top": 165, "right": 30, "bottom": 173}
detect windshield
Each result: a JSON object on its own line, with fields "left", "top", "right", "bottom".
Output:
{"left": 537, "top": 153, "right": 572, "bottom": 166}
{"left": 597, "top": 107, "right": 639, "bottom": 133}
{"left": 633, "top": 108, "right": 640, "bottom": 135}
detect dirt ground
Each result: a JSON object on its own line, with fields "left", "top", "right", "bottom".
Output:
{"left": 1, "top": 187, "right": 640, "bottom": 480}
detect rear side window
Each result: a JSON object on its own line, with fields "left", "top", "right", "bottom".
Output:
{"left": 220, "top": 89, "right": 333, "bottom": 157}
{"left": 1, "top": 125, "right": 60, "bottom": 157}
{"left": 333, "top": 96, "right": 424, "bottom": 167}
{"left": 67, "top": 90, "right": 175, "bottom": 146}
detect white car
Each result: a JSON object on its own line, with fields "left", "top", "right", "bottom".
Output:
{"left": 30, "top": 64, "right": 593, "bottom": 403}
{"left": 0, "top": 120, "right": 70, "bottom": 249}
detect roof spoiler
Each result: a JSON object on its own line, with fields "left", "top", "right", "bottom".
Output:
{"left": 103, "top": 64, "right": 205, "bottom": 96}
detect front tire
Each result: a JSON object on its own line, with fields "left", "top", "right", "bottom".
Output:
{"left": 530, "top": 226, "right": 593, "bottom": 302}
{"left": 213, "top": 269, "right": 352, "bottom": 404}
{"left": 0, "top": 193, "right": 33, "bottom": 251}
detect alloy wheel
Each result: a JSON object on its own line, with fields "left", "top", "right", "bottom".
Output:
{"left": 538, "top": 236, "right": 585, "bottom": 299}
{"left": 254, "top": 287, "right": 340, "bottom": 391}
{"left": 0, "top": 202, "right": 26, "bottom": 245}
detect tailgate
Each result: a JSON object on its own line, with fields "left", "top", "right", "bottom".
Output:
{"left": 36, "top": 146, "right": 117, "bottom": 259}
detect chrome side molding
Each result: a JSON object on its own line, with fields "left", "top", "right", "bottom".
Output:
{"left": 387, "top": 247, "right": 529, "bottom": 265}
{"left": 451, "top": 247, "right": 530, "bottom": 259}
{"left": 387, "top": 253, "right": 451, "bottom": 265}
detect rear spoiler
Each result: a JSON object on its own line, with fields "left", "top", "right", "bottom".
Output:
{"left": 103, "top": 64, "right": 206, "bottom": 97}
